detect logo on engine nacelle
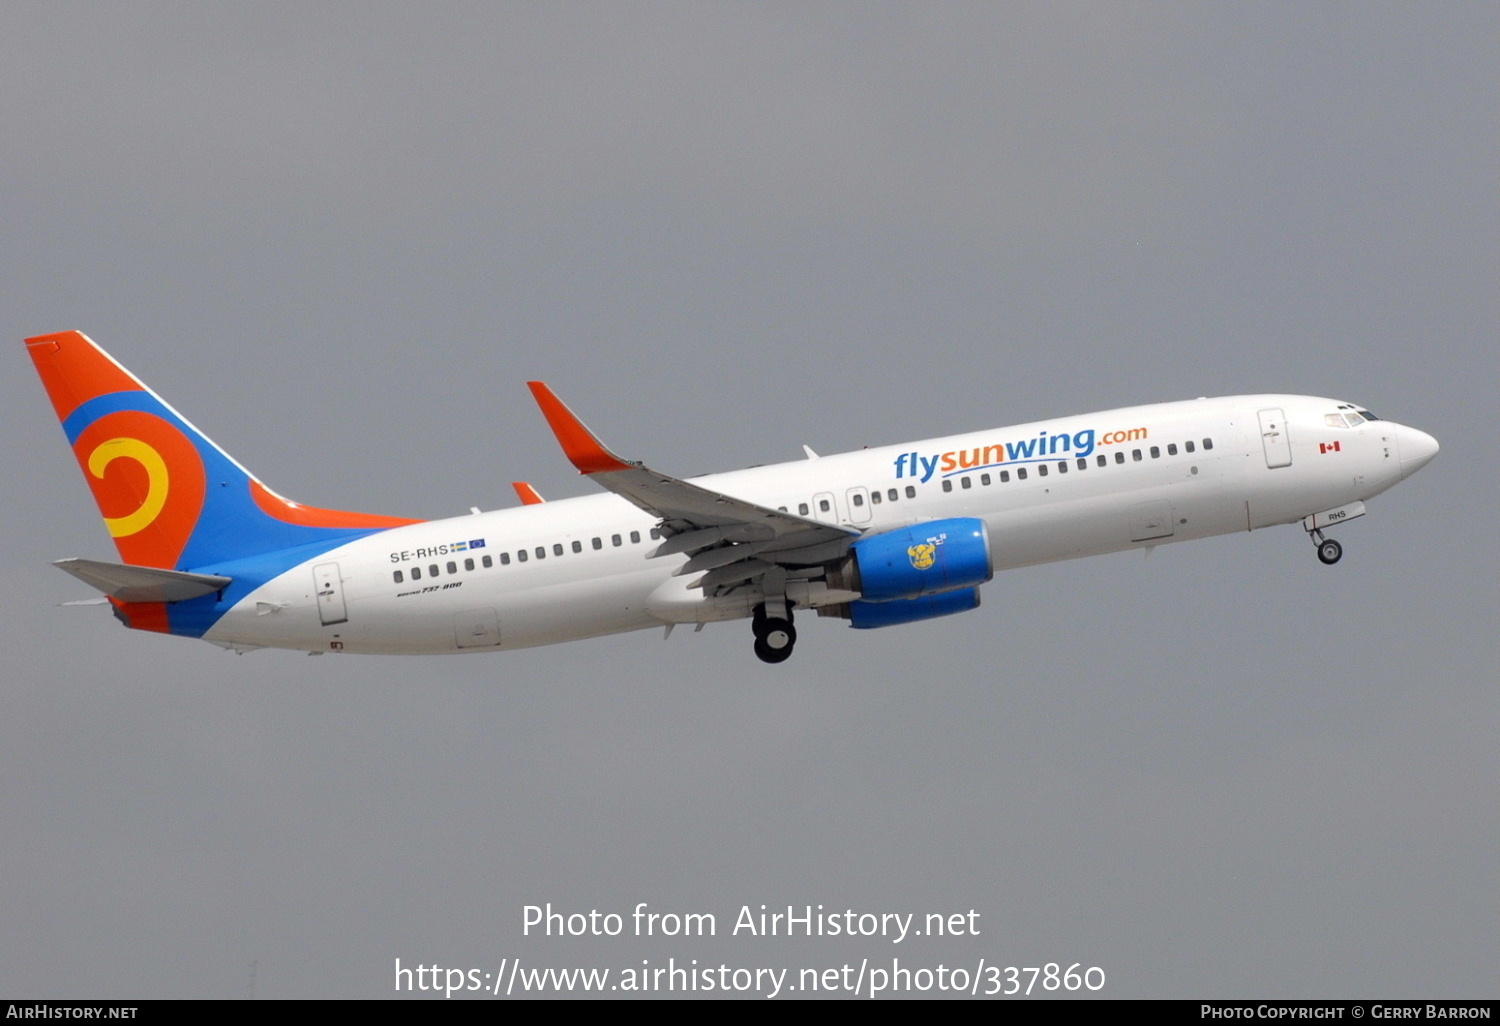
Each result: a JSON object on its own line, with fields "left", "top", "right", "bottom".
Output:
{"left": 907, "top": 543, "right": 935, "bottom": 570}
{"left": 908, "top": 534, "right": 947, "bottom": 571}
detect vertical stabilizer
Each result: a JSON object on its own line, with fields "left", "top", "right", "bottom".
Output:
{"left": 26, "top": 331, "right": 421, "bottom": 572}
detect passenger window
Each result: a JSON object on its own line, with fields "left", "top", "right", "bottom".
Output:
{"left": 612, "top": 534, "right": 622, "bottom": 547}
{"left": 1078, "top": 458, "right": 1087, "bottom": 470}
{"left": 429, "top": 564, "right": 439, "bottom": 577}
{"left": 517, "top": 550, "right": 527, "bottom": 562}
{"left": 572, "top": 540, "right": 582, "bottom": 553}
{"left": 1038, "top": 464, "right": 1048, "bottom": 477}
{"left": 852, "top": 493, "right": 864, "bottom": 507}
{"left": 778, "top": 506, "right": 787, "bottom": 512}
{"left": 501, "top": 553, "right": 512, "bottom": 565}
{"left": 1167, "top": 443, "right": 1178, "bottom": 456}
{"left": 1185, "top": 440, "right": 1195, "bottom": 453}
{"left": 1097, "top": 454, "right": 1107, "bottom": 467}
{"left": 411, "top": 567, "right": 421, "bottom": 580}
{"left": 630, "top": 531, "right": 641, "bottom": 543}
{"left": 981, "top": 473, "right": 991, "bottom": 485}
{"left": 870, "top": 491, "right": 882, "bottom": 504}
{"left": 649, "top": 528, "right": 661, "bottom": 539}
{"left": 1057, "top": 461, "right": 1067, "bottom": 473}
{"left": 1017, "top": 467, "right": 1028, "bottom": 480}
{"left": 799, "top": 503, "right": 810, "bottom": 516}
{"left": 393, "top": 570, "right": 404, "bottom": 583}
{"left": 1000, "top": 470, "right": 1010, "bottom": 483}
{"left": 535, "top": 547, "right": 546, "bottom": 560}
{"left": 904, "top": 486, "right": 916, "bottom": 499}
{"left": 888, "top": 489, "right": 899, "bottom": 501}
{"left": 553, "top": 543, "right": 563, "bottom": 557}
{"left": 942, "top": 480, "right": 953, "bottom": 492}
{"left": 482, "top": 555, "right": 493, "bottom": 568}
{"left": 961, "top": 476, "right": 972, "bottom": 489}
{"left": 1202, "top": 438, "right": 1214, "bottom": 450}
{"left": 1150, "top": 446, "right": 1160, "bottom": 458}
{"left": 1115, "top": 451, "right": 1125, "bottom": 464}
{"left": 819, "top": 499, "right": 831, "bottom": 512}
{"left": 464, "top": 558, "right": 475, "bottom": 571}
{"left": 1132, "top": 450, "right": 1142, "bottom": 461}
{"left": 447, "top": 561, "right": 457, "bottom": 574}
{"left": 592, "top": 537, "right": 602, "bottom": 550}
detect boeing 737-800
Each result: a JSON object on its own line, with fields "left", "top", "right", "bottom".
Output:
{"left": 28, "top": 331, "right": 1438, "bottom": 663}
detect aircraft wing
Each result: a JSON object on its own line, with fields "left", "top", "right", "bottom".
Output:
{"left": 527, "top": 382, "right": 857, "bottom": 592}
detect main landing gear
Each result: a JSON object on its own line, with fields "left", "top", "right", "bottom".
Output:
{"left": 752, "top": 602, "right": 797, "bottom": 664}
{"left": 1310, "top": 528, "right": 1343, "bottom": 565}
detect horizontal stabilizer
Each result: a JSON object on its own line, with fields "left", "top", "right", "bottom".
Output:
{"left": 53, "top": 558, "right": 232, "bottom": 603}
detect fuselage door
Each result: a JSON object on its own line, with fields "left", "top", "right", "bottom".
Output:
{"left": 1258, "top": 408, "right": 1292, "bottom": 469}
{"left": 845, "top": 486, "right": 872, "bottom": 525}
{"left": 313, "top": 562, "right": 348, "bottom": 625}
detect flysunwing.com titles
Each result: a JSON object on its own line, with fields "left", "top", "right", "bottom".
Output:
{"left": 894, "top": 424, "right": 1150, "bottom": 483}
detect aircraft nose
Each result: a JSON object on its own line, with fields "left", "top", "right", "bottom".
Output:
{"left": 1395, "top": 423, "right": 1440, "bottom": 479}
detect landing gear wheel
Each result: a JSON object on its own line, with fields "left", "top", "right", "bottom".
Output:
{"left": 757, "top": 617, "right": 796, "bottom": 649}
{"left": 754, "top": 634, "right": 794, "bottom": 664}
{"left": 751, "top": 605, "right": 797, "bottom": 664}
{"left": 753, "top": 619, "right": 796, "bottom": 663}
{"left": 1317, "top": 538, "right": 1343, "bottom": 565}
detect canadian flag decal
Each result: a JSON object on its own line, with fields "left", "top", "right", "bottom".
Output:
{"left": 1320, "top": 441, "right": 1342, "bottom": 454}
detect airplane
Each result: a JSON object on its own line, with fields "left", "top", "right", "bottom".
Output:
{"left": 27, "top": 330, "right": 1439, "bottom": 663}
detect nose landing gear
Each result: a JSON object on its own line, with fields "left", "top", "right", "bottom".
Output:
{"left": 1310, "top": 528, "right": 1343, "bottom": 565}
{"left": 752, "top": 602, "right": 796, "bottom": 664}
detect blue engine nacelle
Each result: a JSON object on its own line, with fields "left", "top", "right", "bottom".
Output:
{"left": 847, "top": 587, "right": 981, "bottom": 629}
{"left": 848, "top": 517, "right": 993, "bottom": 602}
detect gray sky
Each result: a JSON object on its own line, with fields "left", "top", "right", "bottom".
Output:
{"left": 2, "top": 2, "right": 1494, "bottom": 999}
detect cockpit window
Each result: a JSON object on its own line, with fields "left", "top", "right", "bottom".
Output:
{"left": 1325, "top": 414, "right": 1348, "bottom": 428}
{"left": 1343, "top": 412, "right": 1365, "bottom": 426}
{"left": 1357, "top": 409, "right": 1379, "bottom": 421}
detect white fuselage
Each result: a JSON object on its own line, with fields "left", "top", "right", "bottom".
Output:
{"left": 205, "top": 394, "right": 1432, "bottom": 654}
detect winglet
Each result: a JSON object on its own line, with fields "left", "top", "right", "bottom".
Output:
{"left": 526, "top": 382, "right": 637, "bottom": 475}
{"left": 512, "top": 481, "right": 545, "bottom": 505}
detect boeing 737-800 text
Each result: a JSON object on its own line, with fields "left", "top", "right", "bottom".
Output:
{"left": 28, "top": 331, "right": 1438, "bottom": 663}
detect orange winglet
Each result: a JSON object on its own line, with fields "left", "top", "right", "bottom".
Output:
{"left": 512, "top": 481, "right": 545, "bottom": 505}
{"left": 526, "top": 382, "right": 635, "bottom": 475}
